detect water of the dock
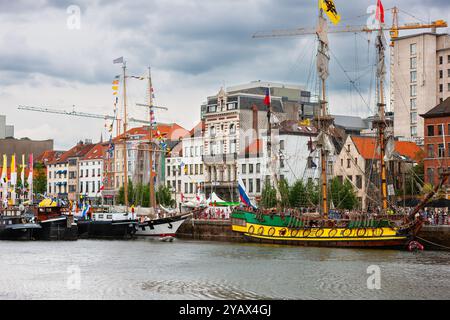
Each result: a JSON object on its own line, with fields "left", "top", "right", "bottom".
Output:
{"left": 1, "top": 239, "right": 450, "bottom": 300}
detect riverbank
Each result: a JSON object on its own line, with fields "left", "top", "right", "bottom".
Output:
{"left": 177, "top": 219, "right": 450, "bottom": 250}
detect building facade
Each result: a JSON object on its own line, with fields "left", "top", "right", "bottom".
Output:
{"left": 202, "top": 82, "right": 311, "bottom": 201}
{"left": 421, "top": 97, "right": 450, "bottom": 198}
{"left": 79, "top": 143, "right": 106, "bottom": 202}
{"left": 392, "top": 33, "right": 450, "bottom": 143}
{"left": 335, "top": 135, "right": 422, "bottom": 210}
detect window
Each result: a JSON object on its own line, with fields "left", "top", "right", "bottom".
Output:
{"left": 410, "top": 57, "right": 417, "bottom": 69}
{"left": 427, "top": 168, "right": 434, "bottom": 185}
{"left": 411, "top": 126, "right": 417, "bottom": 137}
{"left": 448, "top": 55, "right": 450, "bottom": 63}
{"left": 439, "top": 56, "right": 443, "bottom": 65}
{"left": 230, "top": 139, "right": 236, "bottom": 153}
{"left": 410, "top": 98, "right": 417, "bottom": 110}
{"left": 347, "top": 144, "right": 350, "bottom": 152}
{"left": 280, "top": 140, "right": 285, "bottom": 150}
{"left": 248, "top": 179, "right": 254, "bottom": 193}
{"left": 448, "top": 83, "right": 450, "bottom": 92}
{"left": 356, "top": 175, "right": 362, "bottom": 189}
{"left": 256, "top": 179, "right": 261, "bottom": 193}
{"left": 184, "top": 183, "right": 188, "bottom": 193}
{"left": 410, "top": 43, "right": 416, "bottom": 55}
{"left": 410, "top": 84, "right": 417, "bottom": 97}
{"left": 347, "top": 175, "right": 353, "bottom": 182}
{"left": 242, "top": 164, "right": 246, "bottom": 174}
{"left": 256, "top": 163, "right": 261, "bottom": 174}
{"left": 210, "top": 126, "right": 216, "bottom": 137}
{"left": 427, "top": 144, "right": 434, "bottom": 158}
{"left": 410, "top": 70, "right": 417, "bottom": 82}
{"left": 229, "top": 124, "right": 236, "bottom": 134}
{"left": 438, "top": 144, "right": 445, "bottom": 158}
{"left": 280, "top": 159, "right": 285, "bottom": 168}
{"left": 440, "top": 84, "right": 444, "bottom": 93}
{"left": 249, "top": 164, "right": 254, "bottom": 174}
{"left": 347, "top": 159, "right": 351, "bottom": 168}
{"left": 438, "top": 124, "right": 443, "bottom": 136}
{"left": 208, "top": 105, "right": 216, "bottom": 113}
{"left": 48, "top": 171, "right": 52, "bottom": 179}
{"left": 448, "top": 69, "right": 450, "bottom": 78}
{"left": 86, "top": 181, "right": 89, "bottom": 193}
{"left": 410, "top": 112, "right": 417, "bottom": 124}
{"left": 440, "top": 70, "right": 443, "bottom": 79}
{"left": 49, "top": 184, "right": 52, "bottom": 194}
{"left": 80, "top": 182, "right": 83, "bottom": 193}
{"left": 427, "top": 125, "right": 434, "bottom": 136}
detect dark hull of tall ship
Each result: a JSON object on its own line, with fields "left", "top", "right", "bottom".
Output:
{"left": 77, "top": 219, "right": 138, "bottom": 239}
{"left": 33, "top": 217, "right": 78, "bottom": 241}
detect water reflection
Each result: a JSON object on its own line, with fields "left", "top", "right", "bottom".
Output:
{"left": 0, "top": 239, "right": 449, "bottom": 300}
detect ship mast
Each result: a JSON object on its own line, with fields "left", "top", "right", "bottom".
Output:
{"left": 122, "top": 61, "right": 129, "bottom": 211}
{"left": 373, "top": 28, "right": 390, "bottom": 212}
{"left": 148, "top": 67, "right": 157, "bottom": 210}
{"left": 315, "top": 9, "right": 334, "bottom": 219}
{"left": 266, "top": 87, "right": 282, "bottom": 205}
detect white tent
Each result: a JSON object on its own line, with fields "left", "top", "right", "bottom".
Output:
{"left": 206, "top": 192, "right": 226, "bottom": 205}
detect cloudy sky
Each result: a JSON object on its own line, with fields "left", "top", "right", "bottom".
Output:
{"left": 0, "top": 0, "right": 449, "bottom": 150}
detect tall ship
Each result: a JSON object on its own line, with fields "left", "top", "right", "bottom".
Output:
{"left": 0, "top": 207, "right": 41, "bottom": 240}
{"left": 231, "top": 3, "right": 449, "bottom": 249}
{"left": 77, "top": 61, "right": 189, "bottom": 240}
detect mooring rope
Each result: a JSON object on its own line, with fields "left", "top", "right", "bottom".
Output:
{"left": 416, "top": 236, "right": 450, "bottom": 250}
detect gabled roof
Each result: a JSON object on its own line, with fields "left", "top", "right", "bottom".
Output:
{"left": 351, "top": 136, "right": 422, "bottom": 161}
{"left": 113, "top": 124, "right": 189, "bottom": 143}
{"left": 36, "top": 150, "right": 65, "bottom": 165}
{"left": 82, "top": 143, "right": 107, "bottom": 161}
{"left": 189, "top": 121, "right": 205, "bottom": 138}
{"left": 421, "top": 97, "right": 450, "bottom": 118}
{"left": 49, "top": 142, "right": 95, "bottom": 164}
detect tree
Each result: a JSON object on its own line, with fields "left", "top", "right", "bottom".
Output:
{"left": 289, "top": 179, "right": 307, "bottom": 208}
{"left": 260, "top": 182, "right": 277, "bottom": 209}
{"left": 155, "top": 185, "right": 175, "bottom": 207}
{"left": 278, "top": 178, "right": 290, "bottom": 208}
{"left": 33, "top": 163, "right": 47, "bottom": 195}
{"left": 330, "top": 177, "right": 358, "bottom": 210}
{"left": 305, "top": 180, "right": 320, "bottom": 206}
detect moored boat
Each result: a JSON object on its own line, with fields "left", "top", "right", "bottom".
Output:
{"left": 135, "top": 213, "right": 191, "bottom": 239}
{"left": 33, "top": 200, "right": 78, "bottom": 241}
{"left": 0, "top": 208, "right": 41, "bottom": 241}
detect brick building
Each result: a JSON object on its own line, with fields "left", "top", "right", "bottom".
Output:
{"left": 421, "top": 97, "right": 450, "bottom": 196}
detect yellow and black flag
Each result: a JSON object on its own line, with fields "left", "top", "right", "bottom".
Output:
{"left": 319, "top": 0, "right": 341, "bottom": 25}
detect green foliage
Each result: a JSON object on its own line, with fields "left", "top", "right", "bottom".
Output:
{"left": 289, "top": 179, "right": 307, "bottom": 208}
{"left": 278, "top": 178, "right": 290, "bottom": 208}
{"left": 155, "top": 185, "right": 176, "bottom": 207}
{"left": 33, "top": 162, "right": 47, "bottom": 195}
{"left": 117, "top": 182, "right": 175, "bottom": 207}
{"left": 330, "top": 177, "right": 358, "bottom": 210}
{"left": 260, "top": 182, "right": 277, "bottom": 209}
{"left": 305, "top": 180, "right": 320, "bottom": 206}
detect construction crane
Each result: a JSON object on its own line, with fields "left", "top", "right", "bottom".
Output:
{"left": 17, "top": 105, "right": 151, "bottom": 125}
{"left": 253, "top": 6, "right": 447, "bottom": 46}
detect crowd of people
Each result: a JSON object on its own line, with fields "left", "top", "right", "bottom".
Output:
{"left": 420, "top": 208, "right": 449, "bottom": 225}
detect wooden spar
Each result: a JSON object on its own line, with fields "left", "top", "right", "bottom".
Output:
{"left": 148, "top": 67, "right": 156, "bottom": 210}
{"left": 409, "top": 172, "right": 450, "bottom": 220}
{"left": 122, "top": 62, "right": 129, "bottom": 210}
{"left": 376, "top": 29, "right": 389, "bottom": 212}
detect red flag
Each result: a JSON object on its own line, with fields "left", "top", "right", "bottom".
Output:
{"left": 263, "top": 87, "right": 271, "bottom": 106}
{"left": 376, "top": 0, "right": 384, "bottom": 23}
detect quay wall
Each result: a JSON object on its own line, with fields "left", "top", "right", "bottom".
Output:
{"left": 176, "top": 219, "right": 450, "bottom": 250}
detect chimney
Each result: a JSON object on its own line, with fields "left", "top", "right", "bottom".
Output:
{"left": 252, "top": 104, "right": 260, "bottom": 158}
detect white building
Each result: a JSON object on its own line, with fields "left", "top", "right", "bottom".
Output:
{"left": 392, "top": 32, "right": 450, "bottom": 143}
{"left": 166, "top": 122, "right": 205, "bottom": 206}
{"left": 79, "top": 143, "right": 106, "bottom": 202}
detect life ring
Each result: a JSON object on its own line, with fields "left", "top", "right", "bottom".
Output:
{"left": 328, "top": 228, "right": 338, "bottom": 238}
{"left": 268, "top": 227, "right": 275, "bottom": 236}
{"left": 303, "top": 229, "right": 311, "bottom": 237}
{"left": 258, "top": 226, "right": 264, "bottom": 235}
{"left": 343, "top": 229, "right": 352, "bottom": 237}
{"left": 315, "top": 228, "right": 324, "bottom": 237}
{"left": 291, "top": 229, "right": 298, "bottom": 237}
{"left": 248, "top": 225, "right": 255, "bottom": 234}
{"left": 357, "top": 228, "right": 366, "bottom": 237}
{"left": 373, "top": 228, "right": 384, "bottom": 237}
